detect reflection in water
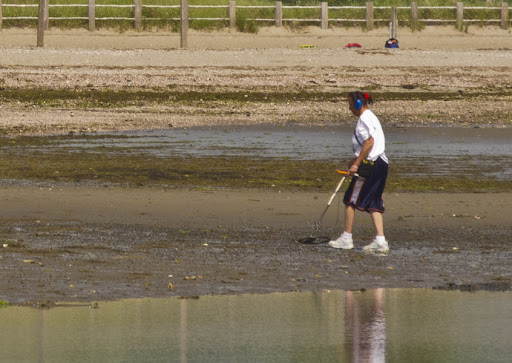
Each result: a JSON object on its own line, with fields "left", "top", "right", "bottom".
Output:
{"left": 1, "top": 289, "right": 512, "bottom": 362}
{"left": 180, "top": 299, "right": 187, "bottom": 363}
{"left": 346, "top": 288, "right": 386, "bottom": 363}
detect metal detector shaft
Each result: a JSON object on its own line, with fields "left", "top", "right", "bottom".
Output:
{"left": 318, "top": 175, "right": 346, "bottom": 223}
{"left": 327, "top": 176, "right": 346, "bottom": 206}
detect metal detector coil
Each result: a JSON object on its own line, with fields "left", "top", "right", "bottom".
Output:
{"left": 297, "top": 171, "right": 348, "bottom": 244}
{"left": 297, "top": 236, "right": 331, "bottom": 244}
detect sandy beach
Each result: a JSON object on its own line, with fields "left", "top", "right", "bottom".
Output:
{"left": 0, "top": 25, "right": 511, "bottom": 304}
{"left": 1, "top": 26, "right": 512, "bottom": 134}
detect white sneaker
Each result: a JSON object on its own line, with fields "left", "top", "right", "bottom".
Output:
{"left": 329, "top": 235, "right": 354, "bottom": 249}
{"left": 363, "top": 239, "right": 389, "bottom": 254}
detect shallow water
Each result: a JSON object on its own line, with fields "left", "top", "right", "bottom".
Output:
{"left": 57, "top": 126, "right": 512, "bottom": 158}
{"left": 45, "top": 126, "right": 512, "bottom": 179}
{"left": 2, "top": 289, "right": 512, "bottom": 362}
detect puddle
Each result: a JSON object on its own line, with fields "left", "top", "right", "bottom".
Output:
{"left": 46, "top": 126, "right": 512, "bottom": 158}
{"left": 18, "top": 126, "right": 512, "bottom": 180}
{"left": 2, "top": 288, "right": 512, "bottom": 362}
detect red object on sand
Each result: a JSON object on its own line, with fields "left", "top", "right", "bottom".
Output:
{"left": 345, "top": 43, "right": 362, "bottom": 48}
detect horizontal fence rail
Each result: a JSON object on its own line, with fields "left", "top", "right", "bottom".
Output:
{"left": 0, "top": 1, "right": 509, "bottom": 47}
{"left": 1, "top": 1, "right": 510, "bottom": 28}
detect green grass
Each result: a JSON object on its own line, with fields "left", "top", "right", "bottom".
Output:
{"left": 1, "top": 0, "right": 509, "bottom": 32}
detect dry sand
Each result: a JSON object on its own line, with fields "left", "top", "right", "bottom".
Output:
{"left": 2, "top": 26, "right": 512, "bottom": 51}
{"left": 1, "top": 26, "right": 512, "bottom": 134}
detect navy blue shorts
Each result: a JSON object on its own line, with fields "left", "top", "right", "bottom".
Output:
{"left": 343, "top": 157, "right": 388, "bottom": 213}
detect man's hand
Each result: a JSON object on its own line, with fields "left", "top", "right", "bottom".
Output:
{"left": 348, "top": 163, "right": 359, "bottom": 176}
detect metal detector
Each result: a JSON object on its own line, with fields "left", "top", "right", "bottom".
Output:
{"left": 297, "top": 170, "right": 348, "bottom": 244}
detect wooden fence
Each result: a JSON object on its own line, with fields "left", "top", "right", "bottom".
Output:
{"left": 0, "top": 1, "right": 509, "bottom": 47}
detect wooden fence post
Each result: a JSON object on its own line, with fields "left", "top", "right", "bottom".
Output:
{"left": 391, "top": 6, "right": 397, "bottom": 38}
{"left": 410, "top": 2, "right": 418, "bottom": 30}
{"left": 275, "top": 1, "right": 282, "bottom": 27}
{"left": 456, "top": 2, "right": 463, "bottom": 30}
{"left": 320, "top": 2, "right": 328, "bottom": 29}
{"left": 44, "top": 0, "right": 49, "bottom": 30}
{"left": 180, "top": 0, "right": 188, "bottom": 49}
{"left": 88, "top": 0, "right": 95, "bottom": 31}
{"left": 365, "top": 2, "right": 373, "bottom": 31}
{"left": 501, "top": 2, "right": 508, "bottom": 29}
{"left": 0, "top": 0, "right": 3, "bottom": 31}
{"left": 228, "top": 1, "right": 236, "bottom": 29}
{"left": 37, "top": 0, "right": 46, "bottom": 47}
{"left": 134, "top": 0, "right": 142, "bottom": 30}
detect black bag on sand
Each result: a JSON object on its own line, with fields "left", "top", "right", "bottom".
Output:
{"left": 356, "top": 159, "right": 375, "bottom": 179}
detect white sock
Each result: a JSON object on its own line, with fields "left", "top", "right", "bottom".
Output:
{"left": 342, "top": 232, "right": 352, "bottom": 239}
{"left": 375, "top": 235, "right": 386, "bottom": 244}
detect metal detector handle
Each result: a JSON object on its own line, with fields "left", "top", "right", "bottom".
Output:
{"left": 337, "top": 169, "right": 360, "bottom": 178}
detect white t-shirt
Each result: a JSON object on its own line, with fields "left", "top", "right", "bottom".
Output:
{"left": 351, "top": 109, "right": 388, "bottom": 163}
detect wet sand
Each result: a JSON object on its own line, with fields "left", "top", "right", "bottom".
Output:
{"left": 1, "top": 186, "right": 511, "bottom": 304}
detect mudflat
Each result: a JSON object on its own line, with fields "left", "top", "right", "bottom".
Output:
{"left": 0, "top": 26, "right": 511, "bottom": 304}
{"left": 1, "top": 186, "right": 511, "bottom": 304}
